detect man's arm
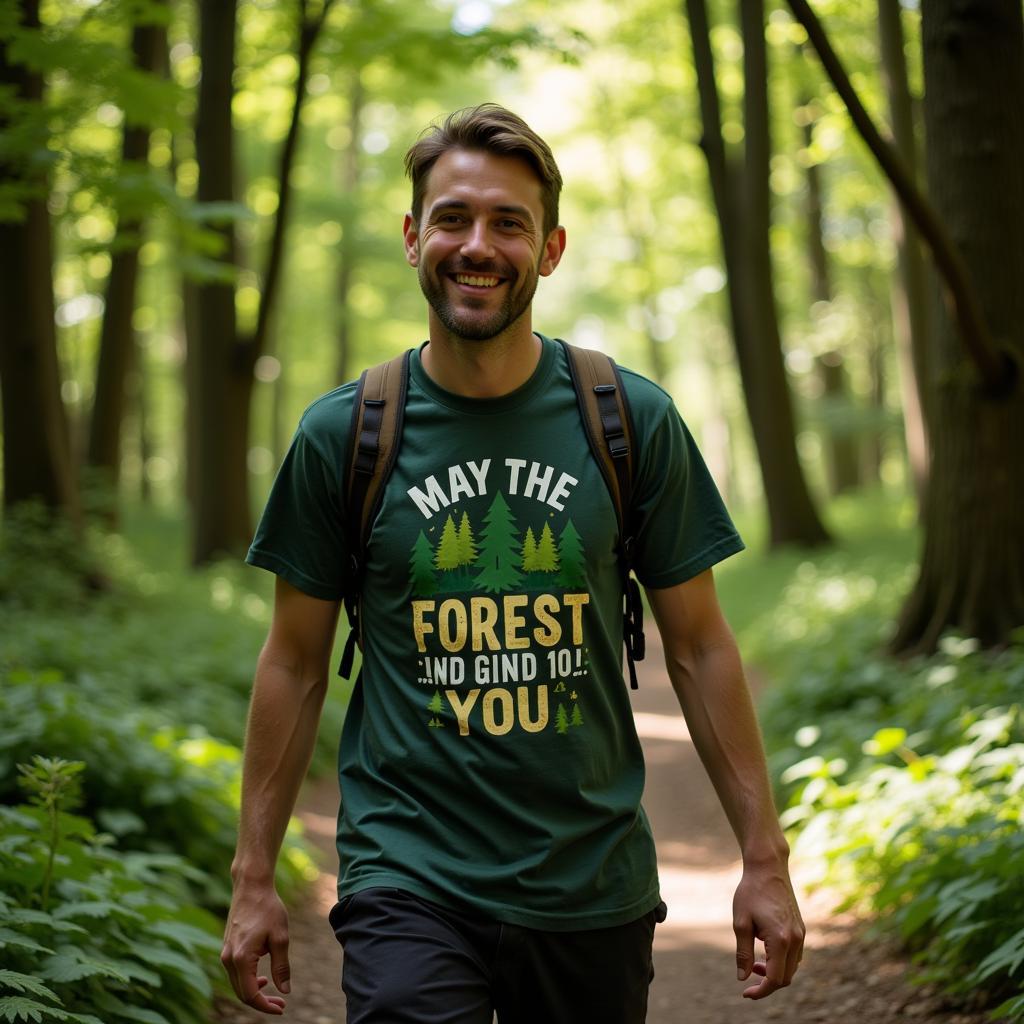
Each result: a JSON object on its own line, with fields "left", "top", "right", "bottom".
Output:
{"left": 220, "top": 576, "right": 341, "bottom": 1015}
{"left": 646, "top": 569, "right": 805, "bottom": 1000}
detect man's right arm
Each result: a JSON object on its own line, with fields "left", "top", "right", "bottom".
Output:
{"left": 220, "top": 576, "right": 341, "bottom": 1015}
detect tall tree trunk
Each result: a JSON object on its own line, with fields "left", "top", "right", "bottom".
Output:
{"left": 336, "top": 71, "right": 364, "bottom": 386}
{"left": 892, "top": 0, "right": 1024, "bottom": 652}
{"left": 192, "top": 0, "right": 246, "bottom": 563}
{"left": 86, "top": 6, "right": 166, "bottom": 522}
{"left": 878, "top": 0, "right": 931, "bottom": 505}
{"left": 800, "top": 93, "right": 861, "bottom": 494}
{"left": 686, "top": 0, "right": 829, "bottom": 546}
{"left": 0, "top": 0, "right": 78, "bottom": 520}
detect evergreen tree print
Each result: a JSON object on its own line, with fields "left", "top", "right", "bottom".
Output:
{"left": 427, "top": 689, "right": 443, "bottom": 714}
{"left": 457, "top": 512, "right": 478, "bottom": 577}
{"left": 556, "top": 519, "right": 586, "bottom": 588}
{"left": 570, "top": 703, "right": 583, "bottom": 727}
{"left": 409, "top": 531, "right": 438, "bottom": 596}
{"left": 555, "top": 704, "right": 570, "bottom": 735}
{"left": 521, "top": 526, "right": 538, "bottom": 572}
{"left": 534, "top": 522, "right": 560, "bottom": 573}
{"left": 474, "top": 492, "right": 524, "bottom": 593}
{"left": 434, "top": 515, "right": 461, "bottom": 572}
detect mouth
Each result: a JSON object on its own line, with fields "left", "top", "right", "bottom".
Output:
{"left": 449, "top": 272, "right": 505, "bottom": 293}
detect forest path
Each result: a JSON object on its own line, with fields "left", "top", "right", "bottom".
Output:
{"left": 213, "top": 628, "right": 987, "bottom": 1024}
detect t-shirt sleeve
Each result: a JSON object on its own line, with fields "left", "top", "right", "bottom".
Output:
{"left": 245, "top": 425, "right": 350, "bottom": 601}
{"left": 630, "top": 403, "right": 744, "bottom": 588}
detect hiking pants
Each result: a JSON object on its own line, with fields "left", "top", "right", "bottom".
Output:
{"left": 328, "top": 886, "right": 667, "bottom": 1024}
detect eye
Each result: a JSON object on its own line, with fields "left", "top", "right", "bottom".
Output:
{"left": 497, "top": 218, "right": 524, "bottom": 230}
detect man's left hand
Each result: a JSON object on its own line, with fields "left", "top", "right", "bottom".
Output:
{"left": 732, "top": 861, "right": 805, "bottom": 999}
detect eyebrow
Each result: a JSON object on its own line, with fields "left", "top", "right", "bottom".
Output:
{"left": 428, "top": 199, "right": 536, "bottom": 226}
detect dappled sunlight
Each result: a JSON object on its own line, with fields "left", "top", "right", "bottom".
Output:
{"left": 633, "top": 710, "right": 694, "bottom": 742}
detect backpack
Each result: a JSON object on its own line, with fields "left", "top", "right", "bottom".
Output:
{"left": 337, "top": 339, "right": 647, "bottom": 690}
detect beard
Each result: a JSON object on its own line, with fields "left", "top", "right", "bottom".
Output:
{"left": 418, "top": 254, "right": 540, "bottom": 342}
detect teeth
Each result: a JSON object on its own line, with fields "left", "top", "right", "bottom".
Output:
{"left": 455, "top": 274, "right": 500, "bottom": 287}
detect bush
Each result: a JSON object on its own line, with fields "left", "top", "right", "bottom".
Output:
{"left": 0, "top": 757, "right": 223, "bottom": 1024}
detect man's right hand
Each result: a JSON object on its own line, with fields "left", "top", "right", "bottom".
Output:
{"left": 221, "top": 885, "right": 291, "bottom": 1015}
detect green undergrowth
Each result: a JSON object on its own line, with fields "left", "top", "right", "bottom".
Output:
{"left": 717, "top": 490, "right": 1024, "bottom": 1021}
{"left": 0, "top": 501, "right": 352, "bottom": 1021}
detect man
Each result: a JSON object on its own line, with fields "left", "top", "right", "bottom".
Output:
{"left": 221, "top": 103, "right": 804, "bottom": 1022}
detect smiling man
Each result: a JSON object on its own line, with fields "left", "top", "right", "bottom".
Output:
{"left": 221, "top": 104, "right": 804, "bottom": 1023}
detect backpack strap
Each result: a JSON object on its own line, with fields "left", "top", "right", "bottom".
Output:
{"left": 559, "top": 339, "right": 646, "bottom": 690}
{"left": 337, "top": 349, "right": 411, "bottom": 679}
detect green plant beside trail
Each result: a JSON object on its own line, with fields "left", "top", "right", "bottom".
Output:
{"left": 718, "top": 492, "right": 1024, "bottom": 1021}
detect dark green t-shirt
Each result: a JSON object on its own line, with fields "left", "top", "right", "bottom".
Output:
{"left": 247, "top": 333, "right": 743, "bottom": 930}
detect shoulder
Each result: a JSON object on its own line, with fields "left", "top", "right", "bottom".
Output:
{"left": 614, "top": 362, "right": 680, "bottom": 440}
{"left": 295, "top": 379, "right": 360, "bottom": 467}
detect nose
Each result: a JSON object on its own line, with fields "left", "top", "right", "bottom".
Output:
{"left": 460, "top": 219, "right": 495, "bottom": 262}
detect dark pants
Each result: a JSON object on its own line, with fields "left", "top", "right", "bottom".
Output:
{"left": 329, "top": 887, "right": 667, "bottom": 1024}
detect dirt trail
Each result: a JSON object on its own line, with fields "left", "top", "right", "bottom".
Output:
{"left": 214, "top": 629, "right": 989, "bottom": 1024}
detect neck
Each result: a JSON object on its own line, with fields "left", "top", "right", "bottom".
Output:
{"left": 420, "top": 313, "right": 542, "bottom": 398}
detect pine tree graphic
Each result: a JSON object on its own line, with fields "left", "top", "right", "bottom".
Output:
{"left": 435, "top": 515, "right": 461, "bottom": 571}
{"left": 428, "top": 717, "right": 444, "bottom": 728}
{"left": 457, "top": 512, "right": 478, "bottom": 582}
{"left": 521, "top": 526, "right": 538, "bottom": 572}
{"left": 556, "top": 519, "right": 586, "bottom": 588}
{"left": 555, "top": 704, "right": 570, "bottom": 735}
{"left": 535, "top": 522, "right": 560, "bottom": 573}
{"left": 474, "top": 492, "right": 524, "bottom": 593}
{"left": 570, "top": 703, "right": 583, "bottom": 727}
{"left": 409, "top": 531, "right": 438, "bottom": 596}
{"left": 427, "top": 689, "right": 443, "bottom": 714}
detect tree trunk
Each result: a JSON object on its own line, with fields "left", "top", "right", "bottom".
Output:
{"left": 689, "top": 0, "right": 830, "bottom": 546}
{"left": 0, "top": 0, "right": 78, "bottom": 521}
{"left": 192, "top": 0, "right": 248, "bottom": 563}
{"left": 801, "top": 98, "right": 860, "bottom": 495}
{"left": 878, "top": 0, "right": 931, "bottom": 505}
{"left": 892, "top": 0, "right": 1024, "bottom": 652}
{"left": 336, "top": 72, "right": 364, "bottom": 386}
{"left": 86, "top": 7, "right": 166, "bottom": 522}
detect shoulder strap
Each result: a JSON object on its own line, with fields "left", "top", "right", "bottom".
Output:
{"left": 338, "top": 349, "right": 411, "bottom": 679}
{"left": 559, "top": 339, "right": 646, "bottom": 689}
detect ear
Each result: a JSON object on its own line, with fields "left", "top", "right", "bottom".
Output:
{"left": 538, "top": 226, "right": 566, "bottom": 278}
{"left": 403, "top": 213, "right": 419, "bottom": 268}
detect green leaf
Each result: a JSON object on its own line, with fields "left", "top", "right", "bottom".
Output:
{"left": 0, "top": 976, "right": 57, "bottom": 1004}
{"left": 0, "top": 931, "right": 54, "bottom": 957}
{"left": 52, "top": 901, "right": 142, "bottom": 923}
{"left": 862, "top": 727, "right": 907, "bottom": 757}
{"left": 38, "top": 952, "right": 130, "bottom": 985}
{"left": 0, "top": 996, "right": 56, "bottom": 1023}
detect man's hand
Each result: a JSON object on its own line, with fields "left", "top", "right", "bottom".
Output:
{"left": 221, "top": 884, "right": 291, "bottom": 1014}
{"left": 733, "top": 861, "right": 805, "bottom": 999}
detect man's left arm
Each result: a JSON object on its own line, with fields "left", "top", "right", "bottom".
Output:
{"left": 646, "top": 569, "right": 805, "bottom": 1000}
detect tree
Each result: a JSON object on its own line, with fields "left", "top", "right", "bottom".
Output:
{"left": 556, "top": 519, "right": 586, "bottom": 588}
{"left": 457, "top": 511, "right": 477, "bottom": 569}
{"left": 474, "top": 492, "right": 524, "bottom": 593}
{"left": 86, "top": 1, "right": 169, "bottom": 520}
{"left": 434, "top": 515, "right": 461, "bottom": 572}
{"left": 521, "top": 526, "right": 538, "bottom": 572}
{"left": 684, "top": 0, "right": 830, "bottom": 547}
{"left": 409, "top": 531, "right": 437, "bottom": 596}
{"left": 0, "top": 0, "right": 78, "bottom": 522}
{"left": 570, "top": 703, "right": 583, "bottom": 727}
{"left": 427, "top": 690, "right": 443, "bottom": 714}
{"left": 534, "top": 522, "right": 560, "bottom": 573}
{"left": 891, "top": 0, "right": 1024, "bottom": 651}
{"left": 554, "top": 704, "right": 570, "bottom": 735}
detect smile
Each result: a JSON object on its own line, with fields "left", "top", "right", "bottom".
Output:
{"left": 452, "top": 274, "right": 502, "bottom": 288}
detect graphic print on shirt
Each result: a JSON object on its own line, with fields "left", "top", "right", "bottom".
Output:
{"left": 404, "top": 457, "right": 596, "bottom": 740}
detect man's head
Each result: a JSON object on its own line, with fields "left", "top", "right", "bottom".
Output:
{"left": 405, "top": 103, "right": 562, "bottom": 238}
{"left": 402, "top": 105, "right": 566, "bottom": 343}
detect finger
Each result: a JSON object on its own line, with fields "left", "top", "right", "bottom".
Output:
{"left": 743, "top": 973, "right": 781, "bottom": 1000}
{"left": 784, "top": 926, "right": 805, "bottom": 984}
{"left": 734, "top": 913, "right": 754, "bottom": 981}
{"left": 247, "top": 975, "right": 286, "bottom": 1014}
{"left": 269, "top": 928, "right": 292, "bottom": 995}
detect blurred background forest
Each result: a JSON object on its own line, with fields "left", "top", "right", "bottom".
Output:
{"left": 1, "top": 0, "right": 1022, "bottom": 1022}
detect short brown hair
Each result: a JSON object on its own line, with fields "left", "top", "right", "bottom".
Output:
{"left": 404, "top": 103, "right": 562, "bottom": 237}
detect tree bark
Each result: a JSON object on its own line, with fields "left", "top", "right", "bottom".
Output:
{"left": 892, "top": 0, "right": 1024, "bottom": 652}
{"left": 336, "top": 70, "right": 364, "bottom": 386}
{"left": 877, "top": 0, "right": 931, "bottom": 505}
{"left": 686, "top": 0, "right": 830, "bottom": 547}
{"left": 0, "top": 0, "right": 78, "bottom": 521}
{"left": 86, "top": 6, "right": 166, "bottom": 521}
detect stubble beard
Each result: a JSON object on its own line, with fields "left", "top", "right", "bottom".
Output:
{"left": 418, "top": 256, "right": 540, "bottom": 342}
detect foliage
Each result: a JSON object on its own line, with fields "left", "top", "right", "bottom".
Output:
{"left": 0, "top": 758, "right": 223, "bottom": 1024}
{"left": 735, "top": 497, "right": 1024, "bottom": 1018}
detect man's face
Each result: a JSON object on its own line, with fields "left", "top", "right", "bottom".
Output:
{"left": 403, "top": 149, "right": 565, "bottom": 342}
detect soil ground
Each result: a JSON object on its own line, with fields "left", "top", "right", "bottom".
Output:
{"left": 213, "top": 628, "right": 992, "bottom": 1024}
